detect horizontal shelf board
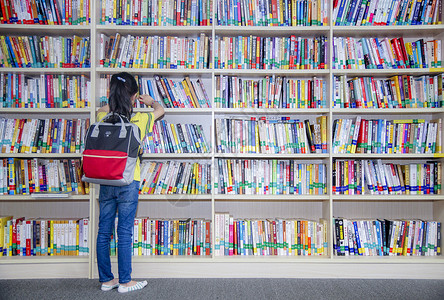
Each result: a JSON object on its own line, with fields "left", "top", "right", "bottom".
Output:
{"left": 332, "top": 68, "right": 443, "bottom": 77}
{"left": 0, "top": 256, "right": 89, "bottom": 264}
{"left": 0, "top": 68, "right": 91, "bottom": 74}
{"left": 333, "top": 25, "right": 444, "bottom": 37}
{"left": 0, "top": 25, "right": 91, "bottom": 35}
{"left": 214, "top": 69, "right": 329, "bottom": 76}
{"left": 0, "top": 194, "right": 90, "bottom": 201}
{"left": 114, "top": 256, "right": 212, "bottom": 262}
{"left": 95, "top": 68, "right": 210, "bottom": 75}
{"left": 0, "top": 153, "right": 82, "bottom": 158}
{"left": 138, "top": 194, "right": 212, "bottom": 201}
{"left": 332, "top": 153, "right": 440, "bottom": 159}
{"left": 214, "top": 194, "right": 329, "bottom": 201}
{"left": 96, "top": 25, "right": 213, "bottom": 34}
{"left": 215, "top": 26, "right": 330, "bottom": 36}
{"left": 133, "top": 108, "right": 212, "bottom": 114}
{"left": 213, "top": 108, "right": 329, "bottom": 114}
{"left": 215, "top": 153, "right": 329, "bottom": 159}
{"left": 141, "top": 153, "right": 212, "bottom": 159}
{"left": 332, "top": 108, "right": 444, "bottom": 114}
{"left": 212, "top": 256, "right": 331, "bottom": 262}
{"left": 331, "top": 255, "right": 444, "bottom": 263}
{"left": 0, "top": 108, "right": 91, "bottom": 114}
{"left": 332, "top": 195, "right": 444, "bottom": 201}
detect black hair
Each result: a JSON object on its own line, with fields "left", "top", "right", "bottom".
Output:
{"left": 108, "top": 72, "right": 138, "bottom": 121}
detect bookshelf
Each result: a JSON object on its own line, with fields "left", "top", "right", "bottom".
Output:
{"left": 1, "top": 0, "right": 444, "bottom": 279}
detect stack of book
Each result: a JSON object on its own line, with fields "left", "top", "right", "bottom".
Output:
{"left": 214, "top": 213, "right": 328, "bottom": 256}
{"left": 109, "top": 217, "right": 211, "bottom": 256}
{"left": 333, "top": 37, "right": 442, "bottom": 70}
{"left": 1, "top": 158, "right": 89, "bottom": 195}
{"left": 0, "top": 118, "right": 89, "bottom": 154}
{"left": 333, "top": 0, "right": 442, "bottom": 26}
{"left": 0, "top": 35, "right": 91, "bottom": 68}
{"left": 0, "top": 216, "right": 89, "bottom": 257}
{"left": 100, "top": 0, "right": 212, "bottom": 26}
{"left": 333, "top": 218, "right": 441, "bottom": 257}
{"left": 139, "top": 161, "right": 212, "bottom": 195}
{"left": 332, "top": 117, "right": 441, "bottom": 154}
{"left": 99, "top": 33, "right": 211, "bottom": 69}
{"left": 1, "top": 73, "right": 91, "bottom": 109}
{"left": 333, "top": 74, "right": 444, "bottom": 109}
{"left": 143, "top": 120, "right": 210, "bottom": 154}
{"left": 0, "top": 0, "right": 90, "bottom": 25}
{"left": 216, "top": 0, "right": 328, "bottom": 26}
{"left": 216, "top": 159, "right": 327, "bottom": 195}
{"left": 214, "top": 35, "right": 327, "bottom": 70}
{"left": 215, "top": 75, "right": 327, "bottom": 109}
{"left": 332, "top": 159, "right": 442, "bottom": 195}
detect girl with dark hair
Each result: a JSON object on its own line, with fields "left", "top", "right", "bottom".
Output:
{"left": 96, "top": 72, "right": 164, "bottom": 293}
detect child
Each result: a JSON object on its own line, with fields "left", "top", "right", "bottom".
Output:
{"left": 95, "top": 72, "right": 164, "bottom": 293}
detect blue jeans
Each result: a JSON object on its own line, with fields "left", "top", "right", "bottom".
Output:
{"left": 97, "top": 180, "right": 139, "bottom": 284}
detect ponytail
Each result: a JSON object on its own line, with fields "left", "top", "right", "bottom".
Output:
{"left": 108, "top": 72, "right": 138, "bottom": 120}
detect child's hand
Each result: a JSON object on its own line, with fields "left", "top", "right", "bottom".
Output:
{"left": 139, "top": 94, "right": 155, "bottom": 106}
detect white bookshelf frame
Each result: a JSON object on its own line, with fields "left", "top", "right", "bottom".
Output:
{"left": 1, "top": 0, "right": 444, "bottom": 279}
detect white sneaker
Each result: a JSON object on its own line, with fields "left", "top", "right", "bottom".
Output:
{"left": 101, "top": 282, "right": 119, "bottom": 291}
{"left": 117, "top": 281, "right": 147, "bottom": 293}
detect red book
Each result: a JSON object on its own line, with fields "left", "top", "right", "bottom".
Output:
{"left": 272, "top": 221, "right": 277, "bottom": 255}
{"left": 205, "top": 221, "right": 210, "bottom": 256}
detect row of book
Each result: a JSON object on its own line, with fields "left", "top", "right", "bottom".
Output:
{"left": 215, "top": 159, "right": 327, "bottom": 195}
{"left": 215, "top": 213, "right": 328, "bottom": 256}
{"left": 109, "top": 217, "right": 211, "bottom": 256}
{"left": 332, "top": 117, "right": 442, "bottom": 154}
{"left": 215, "top": 116, "right": 328, "bottom": 154}
{"left": 332, "top": 159, "right": 442, "bottom": 195}
{"left": 1, "top": 158, "right": 89, "bottom": 195}
{"left": 216, "top": 0, "right": 328, "bottom": 26}
{"left": 333, "top": 0, "right": 442, "bottom": 26}
{"left": 0, "top": 35, "right": 91, "bottom": 68}
{"left": 333, "top": 218, "right": 441, "bottom": 257}
{"left": 0, "top": 216, "right": 89, "bottom": 257}
{"left": 100, "top": 0, "right": 211, "bottom": 26}
{"left": 139, "top": 161, "right": 212, "bottom": 195}
{"left": 99, "top": 33, "right": 211, "bottom": 69}
{"left": 100, "top": 75, "right": 211, "bottom": 108}
{"left": 0, "top": 118, "right": 89, "bottom": 154}
{"left": 333, "top": 74, "right": 444, "bottom": 109}
{"left": 333, "top": 37, "right": 442, "bottom": 70}
{"left": 214, "top": 35, "right": 327, "bottom": 70}
{"left": 0, "top": 0, "right": 90, "bottom": 25}
{"left": 1, "top": 73, "right": 91, "bottom": 109}
{"left": 142, "top": 120, "right": 210, "bottom": 154}
{"left": 215, "top": 75, "right": 327, "bottom": 109}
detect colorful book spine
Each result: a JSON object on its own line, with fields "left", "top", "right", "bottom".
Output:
{"left": 333, "top": 218, "right": 441, "bottom": 256}
{"left": 333, "top": 159, "right": 442, "bottom": 195}
{"left": 0, "top": 217, "right": 89, "bottom": 257}
{"left": 0, "top": 35, "right": 91, "bottom": 68}
{"left": 214, "top": 35, "right": 327, "bottom": 70}
{"left": 215, "top": 159, "right": 327, "bottom": 195}
{"left": 214, "top": 214, "right": 328, "bottom": 256}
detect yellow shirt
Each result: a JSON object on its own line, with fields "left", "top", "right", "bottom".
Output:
{"left": 97, "top": 111, "right": 154, "bottom": 181}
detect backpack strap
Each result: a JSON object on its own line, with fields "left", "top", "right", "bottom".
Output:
{"left": 92, "top": 112, "right": 127, "bottom": 138}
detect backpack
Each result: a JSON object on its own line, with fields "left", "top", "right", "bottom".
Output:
{"left": 82, "top": 113, "right": 142, "bottom": 186}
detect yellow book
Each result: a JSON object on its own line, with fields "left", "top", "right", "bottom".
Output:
{"left": 403, "top": 165, "right": 410, "bottom": 195}
{"left": 50, "top": 220, "right": 54, "bottom": 255}
{"left": 169, "top": 124, "right": 181, "bottom": 153}
{"left": 388, "top": 124, "right": 394, "bottom": 154}
{"left": 393, "top": 119, "right": 425, "bottom": 124}
{"left": 76, "top": 222, "right": 79, "bottom": 256}
{"left": 10, "top": 119, "right": 20, "bottom": 153}
{"left": 0, "top": 216, "right": 13, "bottom": 256}
{"left": 8, "top": 220, "right": 13, "bottom": 256}
{"left": 301, "top": 80, "right": 306, "bottom": 107}
{"left": 16, "top": 37, "right": 29, "bottom": 67}
{"left": 0, "top": 36, "right": 11, "bottom": 67}
{"left": 316, "top": 115, "right": 327, "bottom": 153}
{"left": 390, "top": 76, "right": 403, "bottom": 108}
